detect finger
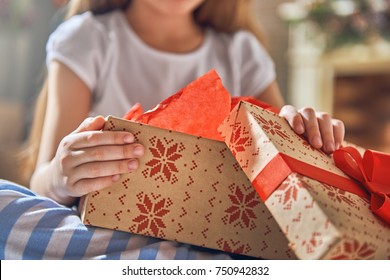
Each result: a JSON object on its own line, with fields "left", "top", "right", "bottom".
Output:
{"left": 70, "top": 175, "right": 123, "bottom": 196}
{"left": 68, "top": 130, "right": 136, "bottom": 150}
{"left": 316, "top": 112, "right": 335, "bottom": 153}
{"left": 73, "top": 116, "right": 106, "bottom": 133}
{"left": 298, "top": 107, "right": 323, "bottom": 149}
{"left": 279, "top": 105, "right": 305, "bottom": 134}
{"left": 70, "top": 143, "right": 145, "bottom": 166}
{"left": 69, "top": 159, "right": 139, "bottom": 183}
{"left": 332, "top": 119, "right": 345, "bottom": 150}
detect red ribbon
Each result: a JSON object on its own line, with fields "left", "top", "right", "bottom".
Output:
{"left": 252, "top": 153, "right": 367, "bottom": 202}
{"left": 333, "top": 147, "right": 390, "bottom": 225}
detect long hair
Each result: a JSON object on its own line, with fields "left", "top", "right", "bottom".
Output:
{"left": 19, "top": 0, "right": 267, "bottom": 185}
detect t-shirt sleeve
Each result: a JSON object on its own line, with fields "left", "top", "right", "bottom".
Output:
{"left": 233, "top": 31, "right": 276, "bottom": 96}
{"left": 46, "top": 12, "right": 107, "bottom": 91}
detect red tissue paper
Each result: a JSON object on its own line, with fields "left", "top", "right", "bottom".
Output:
{"left": 123, "top": 69, "right": 277, "bottom": 141}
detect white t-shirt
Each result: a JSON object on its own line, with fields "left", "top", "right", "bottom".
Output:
{"left": 46, "top": 10, "right": 276, "bottom": 117}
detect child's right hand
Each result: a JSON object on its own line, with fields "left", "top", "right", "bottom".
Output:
{"left": 48, "top": 116, "right": 145, "bottom": 205}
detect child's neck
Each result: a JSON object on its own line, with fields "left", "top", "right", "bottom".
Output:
{"left": 125, "top": 4, "right": 204, "bottom": 53}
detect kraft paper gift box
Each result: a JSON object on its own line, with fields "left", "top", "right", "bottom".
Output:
{"left": 79, "top": 116, "right": 297, "bottom": 259}
{"left": 218, "top": 101, "right": 390, "bottom": 260}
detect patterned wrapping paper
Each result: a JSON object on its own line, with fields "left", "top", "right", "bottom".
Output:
{"left": 79, "top": 116, "right": 297, "bottom": 259}
{"left": 218, "top": 101, "right": 390, "bottom": 259}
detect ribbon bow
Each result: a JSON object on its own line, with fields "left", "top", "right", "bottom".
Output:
{"left": 333, "top": 147, "right": 390, "bottom": 225}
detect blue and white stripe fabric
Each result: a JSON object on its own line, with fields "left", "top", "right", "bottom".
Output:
{"left": 0, "top": 180, "right": 232, "bottom": 260}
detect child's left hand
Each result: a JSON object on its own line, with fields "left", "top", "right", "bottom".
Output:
{"left": 279, "top": 105, "right": 345, "bottom": 154}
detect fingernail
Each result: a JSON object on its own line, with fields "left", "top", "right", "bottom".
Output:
{"left": 326, "top": 142, "right": 335, "bottom": 153}
{"left": 112, "top": 174, "right": 121, "bottom": 182}
{"left": 295, "top": 124, "right": 304, "bottom": 134}
{"left": 124, "top": 134, "right": 134, "bottom": 143}
{"left": 312, "top": 136, "right": 323, "bottom": 148}
{"left": 335, "top": 142, "right": 341, "bottom": 150}
{"left": 128, "top": 160, "right": 138, "bottom": 170}
{"left": 133, "top": 145, "right": 144, "bottom": 156}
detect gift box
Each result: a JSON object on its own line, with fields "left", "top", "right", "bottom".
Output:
{"left": 79, "top": 116, "right": 297, "bottom": 259}
{"left": 80, "top": 70, "right": 300, "bottom": 259}
{"left": 218, "top": 101, "right": 390, "bottom": 259}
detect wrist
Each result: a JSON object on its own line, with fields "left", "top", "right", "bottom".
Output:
{"left": 31, "top": 161, "right": 77, "bottom": 206}
{"left": 47, "top": 160, "right": 77, "bottom": 206}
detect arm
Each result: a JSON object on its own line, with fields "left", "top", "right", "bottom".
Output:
{"left": 254, "top": 80, "right": 344, "bottom": 154}
{"left": 30, "top": 61, "right": 144, "bottom": 206}
{"left": 253, "top": 80, "right": 285, "bottom": 109}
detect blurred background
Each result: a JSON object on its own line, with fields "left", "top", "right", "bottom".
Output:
{"left": 0, "top": 0, "right": 68, "bottom": 183}
{"left": 0, "top": 0, "right": 389, "bottom": 184}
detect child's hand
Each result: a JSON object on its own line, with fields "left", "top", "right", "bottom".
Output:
{"left": 279, "top": 105, "right": 344, "bottom": 154}
{"left": 49, "top": 116, "right": 144, "bottom": 204}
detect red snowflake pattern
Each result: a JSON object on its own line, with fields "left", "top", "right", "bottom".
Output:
{"left": 277, "top": 174, "right": 305, "bottom": 207}
{"left": 251, "top": 112, "right": 289, "bottom": 140}
{"left": 144, "top": 138, "right": 183, "bottom": 182}
{"left": 132, "top": 193, "right": 172, "bottom": 237}
{"left": 330, "top": 240, "right": 376, "bottom": 260}
{"left": 323, "top": 184, "right": 356, "bottom": 207}
{"left": 301, "top": 232, "right": 323, "bottom": 255}
{"left": 217, "top": 238, "right": 250, "bottom": 255}
{"left": 228, "top": 124, "right": 252, "bottom": 156}
{"left": 224, "top": 185, "right": 261, "bottom": 228}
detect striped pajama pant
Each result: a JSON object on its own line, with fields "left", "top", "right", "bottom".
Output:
{"left": 0, "top": 180, "right": 233, "bottom": 260}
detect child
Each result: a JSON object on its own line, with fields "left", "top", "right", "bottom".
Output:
{"left": 27, "top": 0, "right": 344, "bottom": 206}
{"left": 2, "top": 0, "right": 344, "bottom": 259}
